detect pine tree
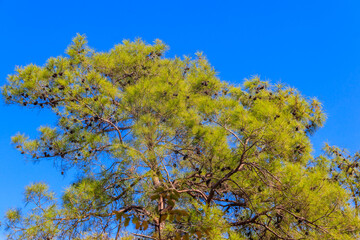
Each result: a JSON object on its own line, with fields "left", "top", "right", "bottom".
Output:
{"left": 2, "top": 34, "right": 360, "bottom": 239}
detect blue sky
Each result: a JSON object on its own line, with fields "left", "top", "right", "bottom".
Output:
{"left": 1, "top": 0, "right": 360, "bottom": 238}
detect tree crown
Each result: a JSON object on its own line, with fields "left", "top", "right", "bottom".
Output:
{"left": 2, "top": 34, "right": 360, "bottom": 240}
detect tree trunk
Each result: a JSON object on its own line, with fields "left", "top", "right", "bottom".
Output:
{"left": 154, "top": 175, "right": 165, "bottom": 240}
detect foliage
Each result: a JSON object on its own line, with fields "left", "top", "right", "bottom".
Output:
{"left": 2, "top": 34, "right": 360, "bottom": 239}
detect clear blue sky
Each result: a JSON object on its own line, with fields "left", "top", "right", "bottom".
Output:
{"left": 1, "top": 0, "right": 360, "bottom": 238}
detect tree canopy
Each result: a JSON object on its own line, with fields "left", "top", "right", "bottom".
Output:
{"left": 2, "top": 34, "right": 360, "bottom": 239}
